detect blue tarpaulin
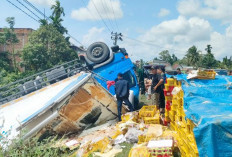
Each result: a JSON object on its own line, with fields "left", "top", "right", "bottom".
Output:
{"left": 174, "top": 74, "right": 232, "bottom": 157}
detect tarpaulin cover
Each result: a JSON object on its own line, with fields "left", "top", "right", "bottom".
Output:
{"left": 173, "top": 74, "right": 232, "bottom": 157}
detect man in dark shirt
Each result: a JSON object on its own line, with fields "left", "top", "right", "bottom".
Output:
{"left": 154, "top": 66, "right": 166, "bottom": 114}
{"left": 115, "top": 73, "right": 134, "bottom": 121}
{"left": 151, "top": 66, "right": 160, "bottom": 107}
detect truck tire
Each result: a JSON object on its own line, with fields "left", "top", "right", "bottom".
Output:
{"left": 86, "top": 42, "right": 110, "bottom": 64}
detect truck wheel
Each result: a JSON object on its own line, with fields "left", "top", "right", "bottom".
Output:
{"left": 86, "top": 42, "right": 110, "bottom": 64}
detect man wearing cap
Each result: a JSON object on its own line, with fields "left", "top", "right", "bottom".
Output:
{"left": 151, "top": 66, "right": 160, "bottom": 107}
{"left": 154, "top": 66, "right": 166, "bottom": 114}
{"left": 115, "top": 73, "right": 134, "bottom": 121}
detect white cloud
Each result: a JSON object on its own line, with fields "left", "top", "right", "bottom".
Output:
{"left": 28, "top": 0, "right": 55, "bottom": 7}
{"left": 120, "top": 16, "right": 232, "bottom": 61}
{"left": 82, "top": 27, "right": 111, "bottom": 46}
{"left": 158, "top": 8, "right": 170, "bottom": 17}
{"left": 71, "top": 0, "right": 123, "bottom": 21}
{"left": 178, "top": 0, "right": 232, "bottom": 24}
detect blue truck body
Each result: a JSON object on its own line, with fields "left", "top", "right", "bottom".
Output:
{"left": 93, "top": 52, "right": 140, "bottom": 107}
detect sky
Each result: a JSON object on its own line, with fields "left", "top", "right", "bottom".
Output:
{"left": 0, "top": 0, "right": 232, "bottom": 61}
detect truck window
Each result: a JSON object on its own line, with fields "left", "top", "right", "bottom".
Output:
{"left": 123, "top": 71, "right": 136, "bottom": 88}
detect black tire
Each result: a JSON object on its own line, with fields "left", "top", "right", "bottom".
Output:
{"left": 86, "top": 42, "right": 110, "bottom": 64}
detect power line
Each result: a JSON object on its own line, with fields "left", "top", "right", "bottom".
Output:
{"left": 91, "top": 0, "right": 112, "bottom": 33}
{"left": 6, "top": 0, "right": 39, "bottom": 22}
{"left": 100, "top": 0, "right": 115, "bottom": 31}
{"left": 23, "top": 0, "right": 84, "bottom": 46}
{"left": 124, "top": 35, "right": 186, "bottom": 53}
{"left": 7, "top": 0, "right": 84, "bottom": 47}
{"left": 109, "top": 0, "right": 119, "bottom": 32}
{"left": 16, "top": 0, "right": 41, "bottom": 20}
{"left": 22, "top": 0, "right": 50, "bottom": 21}
{"left": 80, "top": 0, "right": 111, "bottom": 44}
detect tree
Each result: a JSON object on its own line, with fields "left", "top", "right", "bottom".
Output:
{"left": 39, "top": 19, "right": 48, "bottom": 26}
{"left": 50, "top": 0, "right": 67, "bottom": 35}
{"left": 2, "top": 17, "right": 19, "bottom": 72}
{"left": 22, "top": 24, "right": 77, "bottom": 71}
{"left": 159, "top": 50, "right": 178, "bottom": 65}
{"left": 185, "top": 46, "right": 200, "bottom": 67}
{"left": 159, "top": 50, "right": 170, "bottom": 62}
{"left": 220, "top": 56, "right": 232, "bottom": 69}
{"left": 0, "top": 52, "right": 11, "bottom": 71}
{"left": 202, "top": 45, "right": 217, "bottom": 68}
{"left": 205, "top": 44, "right": 212, "bottom": 53}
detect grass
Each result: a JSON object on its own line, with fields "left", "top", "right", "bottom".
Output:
{"left": 0, "top": 135, "right": 77, "bottom": 157}
{"left": 115, "top": 142, "right": 134, "bottom": 157}
{"left": 139, "top": 94, "right": 152, "bottom": 106}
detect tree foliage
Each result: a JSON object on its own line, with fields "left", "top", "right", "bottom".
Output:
{"left": 0, "top": 17, "right": 19, "bottom": 72}
{"left": 220, "top": 56, "right": 232, "bottom": 69}
{"left": 201, "top": 45, "right": 217, "bottom": 68}
{"left": 185, "top": 46, "right": 200, "bottom": 67}
{"left": 159, "top": 50, "right": 178, "bottom": 65}
{"left": 50, "top": 0, "right": 67, "bottom": 35}
{"left": 22, "top": 24, "right": 77, "bottom": 71}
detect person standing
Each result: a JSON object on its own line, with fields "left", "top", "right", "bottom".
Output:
{"left": 151, "top": 66, "right": 160, "bottom": 107}
{"left": 177, "top": 68, "right": 182, "bottom": 74}
{"left": 115, "top": 73, "right": 134, "bottom": 121}
{"left": 154, "top": 66, "right": 166, "bottom": 114}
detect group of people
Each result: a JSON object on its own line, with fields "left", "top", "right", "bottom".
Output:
{"left": 146, "top": 66, "right": 167, "bottom": 114}
{"left": 114, "top": 66, "right": 168, "bottom": 121}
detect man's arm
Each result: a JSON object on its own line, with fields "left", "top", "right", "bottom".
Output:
{"left": 154, "top": 79, "right": 163, "bottom": 90}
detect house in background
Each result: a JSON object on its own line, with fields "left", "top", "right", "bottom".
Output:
{"left": 0, "top": 28, "right": 34, "bottom": 71}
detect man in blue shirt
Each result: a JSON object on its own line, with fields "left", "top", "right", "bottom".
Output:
{"left": 115, "top": 73, "right": 134, "bottom": 121}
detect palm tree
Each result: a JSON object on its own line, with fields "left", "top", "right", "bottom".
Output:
{"left": 186, "top": 45, "right": 200, "bottom": 67}
{"left": 205, "top": 44, "right": 212, "bottom": 54}
{"left": 51, "top": 1, "right": 65, "bottom": 17}
{"left": 50, "top": 0, "right": 67, "bottom": 34}
{"left": 39, "top": 19, "right": 48, "bottom": 26}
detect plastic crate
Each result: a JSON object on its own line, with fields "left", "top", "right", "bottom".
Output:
{"left": 187, "top": 119, "right": 195, "bottom": 131}
{"left": 171, "top": 104, "right": 177, "bottom": 112}
{"left": 166, "top": 103, "right": 171, "bottom": 111}
{"left": 128, "top": 146, "right": 151, "bottom": 157}
{"left": 179, "top": 146, "right": 188, "bottom": 157}
{"left": 111, "top": 129, "right": 121, "bottom": 139}
{"left": 139, "top": 106, "right": 157, "bottom": 117}
{"left": 121, "top": 114, "right": 130, "bottom": 122}
{"left": 164, "top": 89, "right": 172, "bottom": 96}
{"left": 170, "top": 122, "right": 177, "bottom": 131}
{"left": 165, "top": 96, "right": 173, "bottom": 101}
{"left": 144, "top": 116, "right": 160, "bottom": 124}
{"left": 173, "top": 97, "right": 183, "bottom": 105}
{"left": 91, "top": 137, "right": 110, "bottom": 153}
{"left": 167, "top": 78, "right": 175, "bottom": 86}
{"left": 138, "top": 134, "right": 145, "bottom": 144}
{"left": 165, "top": 84, "right": 175, "bottom": 92}
{"left": 189, "top": 143, "right": 199, "bottom": 157}
{"left": 169, "top": 112, "right": 174, "bottom": 122}
{"left": 175, "top": 80, "right": 182, "bottom": 87}
{"left": 177, "top": 90, "right": 184, "bottom": 98}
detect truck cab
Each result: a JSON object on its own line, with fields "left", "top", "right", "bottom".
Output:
{"left": 79, "top": 42, "right": 139, "bottom": 108}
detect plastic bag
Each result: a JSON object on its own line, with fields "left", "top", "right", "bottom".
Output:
{"left": 124, "top": 127, "right": 144, "bottom": 143}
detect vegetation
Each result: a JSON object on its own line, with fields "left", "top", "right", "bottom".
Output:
{"left": 0, "top": 135, "right": 77, "bottom": 157}
{"left": 22, "top": 24, "right": 77, "bottom": 71}
{"left": 150, "top": 45, "right": 231, "bottom": 70}
{"left": 0, "top": 0, "right": 78, "bottom": 87}
{"left": 158, "top": 50, "right": 178, "bottom": 65}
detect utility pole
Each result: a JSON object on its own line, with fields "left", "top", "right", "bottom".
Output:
{"left": 111, "top": 32, "right": 123, "bottom": 46}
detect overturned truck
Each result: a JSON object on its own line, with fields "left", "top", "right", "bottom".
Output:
{"left": 0, "top": 42, "right": 138, "bottom": 142}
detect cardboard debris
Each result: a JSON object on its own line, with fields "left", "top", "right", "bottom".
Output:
{"left": 71, "top": 106, "right": 179, "bottom": 157}
{"left": 93, "top": 147, "right": 122, "bottom": 157}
